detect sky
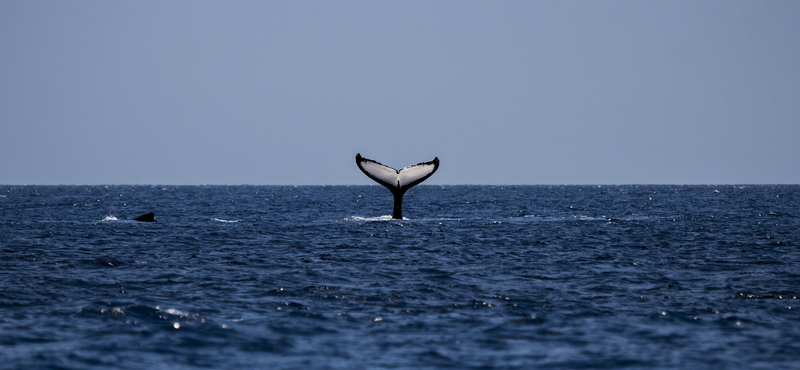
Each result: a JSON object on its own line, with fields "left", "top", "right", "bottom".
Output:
{"left": 1, "top": 1, "right": 798, "bottom": 185}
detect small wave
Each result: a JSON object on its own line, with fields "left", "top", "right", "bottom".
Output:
{"left": 101, "top": 215, "right": 119, "bottom": 222}
{"left": 520, "top": 214, "right": 656, "bottom": 223}
{"left": 84, "top": 302, "right": 212, "bottom": 328}
{"left": 212, "top": 218, "right": 241, "bottom": 223}
{"left": 572, "top": 215, "right": 608, "bottom": 221}
{"left": 342, "top": 215, "right": 401, "bottom": 221}
{"left": 519, "top": 215, "right": 587, "bottom": 222}
{"left": 735, "top": 292, "right": 798, "bottom": 300}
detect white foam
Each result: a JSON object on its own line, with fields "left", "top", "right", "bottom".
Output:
{"left": 342, "top": 215, "right": 401, "bottom": 222}
{"left": 212, "top": 218, "right": 241, "bottom": 223}
{"left": 101, "top": 215, "right": 118, "bottom": 222}
{"left": 163, "top": 308, "right": 190, "bottom": 317}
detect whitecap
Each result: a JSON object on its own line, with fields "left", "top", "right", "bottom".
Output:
{"left": 212, "top": 218, "right": 241, "bottom": 223}
{"left": 101, "top": 215, "right": 118, "bottom": 222}
{"left": 162, "top": 307, "right": 190, "bottom": 317}
{"left": 342, "top": 215, "right": 401, "bottom": 222}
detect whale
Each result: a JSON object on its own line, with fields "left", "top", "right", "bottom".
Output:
{"left": 355, "top": 153, "right": 439, "bottom": 219}
{"left": 133, "top": 212, "right": 156, "bottom": 222}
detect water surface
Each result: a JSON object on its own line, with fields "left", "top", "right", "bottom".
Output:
{"left": 1, "top": 185, "right": 798, "bottom": 369}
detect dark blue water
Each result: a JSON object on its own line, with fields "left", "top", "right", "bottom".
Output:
{"left": 1, "top": 185, "right": 799, "bottom": 369}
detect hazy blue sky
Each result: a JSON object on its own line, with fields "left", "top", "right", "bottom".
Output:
{"left": 1, "top": 1, "right": 798, "bottom": 185}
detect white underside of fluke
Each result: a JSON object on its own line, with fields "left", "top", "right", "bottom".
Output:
{"left": 355, "top": 154, "right": 439, "bottom": 190}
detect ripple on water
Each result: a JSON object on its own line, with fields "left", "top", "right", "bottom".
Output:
{"left": 1, "top": 185, "right": 799, "bottom": 369}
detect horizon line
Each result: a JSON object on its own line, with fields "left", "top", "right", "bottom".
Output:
{"left": 1, "top": 183, "right": 798, "bottom": 187}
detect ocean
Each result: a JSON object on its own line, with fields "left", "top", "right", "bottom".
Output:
{"left": 1, "top": 185, "right": 798, "bottom": 369}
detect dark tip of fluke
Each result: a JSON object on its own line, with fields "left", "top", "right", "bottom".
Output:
{"left": 133, "top": 212, "right": 156, "bottom": 222}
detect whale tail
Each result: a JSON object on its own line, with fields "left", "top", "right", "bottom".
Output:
{"left": 355, "top": 153, "right": 439, "bottom": 219}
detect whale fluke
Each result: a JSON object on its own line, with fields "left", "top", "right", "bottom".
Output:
{"left": 133, "top": 212, "right": 156, "bottom": 222}
{"left": 355, "top": 153, "right": 439, "bottom": 219}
